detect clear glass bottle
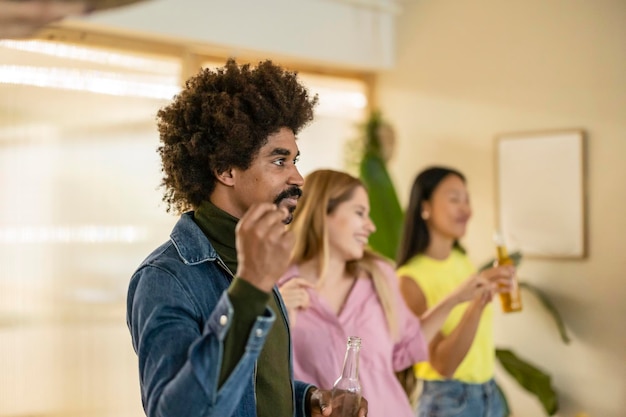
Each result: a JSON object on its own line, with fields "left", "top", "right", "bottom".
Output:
{"left": 493, "top": 231, "right": 523, "bottom": 313}
{"left": 331, "top": 336, "right": 362, "bottom": 417}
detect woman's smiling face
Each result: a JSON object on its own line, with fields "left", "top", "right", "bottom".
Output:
{"left": 423, "top": 174, "right": 472, "bottom": 240}
{"left": 326, "top": 186, "right": 376, "bottom": 262}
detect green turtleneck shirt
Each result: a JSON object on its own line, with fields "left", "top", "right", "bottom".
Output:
{"left": 194, "top": 201, "right": 293, "bottom": 417}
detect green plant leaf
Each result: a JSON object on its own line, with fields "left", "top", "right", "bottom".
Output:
{"left": 359, "top": 151, "right": 404, "bottom": 260}
{"left": 519, "top": 281, "right": 571, "bottom": 344}
{"left": 356, "top": 111, "right": 404, "bottom": 260}
{"left": 496, "top": 348, "right": 559, "bottom": 415}
{"left": 363, "top": 109, "right": 384, "bottom": 156}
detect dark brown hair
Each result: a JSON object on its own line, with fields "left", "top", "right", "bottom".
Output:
{"left": 157, "top": 58, "right": 318, "bottom": 213}
{"left": 396, "top": 166, "right": 466, "bottom": 267}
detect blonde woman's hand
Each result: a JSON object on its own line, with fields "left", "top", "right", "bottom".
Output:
{"left": 278, "top": 277, "right": 314, "bottom": 326}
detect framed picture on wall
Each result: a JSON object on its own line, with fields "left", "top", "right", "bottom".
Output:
{"left": 495, "top": 129, "right": 587, "bottom": 259}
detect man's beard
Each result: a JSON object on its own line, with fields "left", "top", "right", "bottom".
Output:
{"left": 273, "top": 186, "right": 303, "bottom": 224}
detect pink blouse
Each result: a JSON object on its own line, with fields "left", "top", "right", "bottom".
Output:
{"left": 278, "top": 260, "right": 428, "bottom": 417}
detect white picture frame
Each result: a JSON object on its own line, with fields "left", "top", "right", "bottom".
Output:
{"left": 495, "top": 129, "right": 587, "bottom": 259}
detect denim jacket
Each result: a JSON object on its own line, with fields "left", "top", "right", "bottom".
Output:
{"left": 127, "top": 212, "right": 313, "bottom": 417}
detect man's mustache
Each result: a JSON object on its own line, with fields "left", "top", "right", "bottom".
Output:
{"left": 274, "top": 186, "right": 303, "bottom": 205}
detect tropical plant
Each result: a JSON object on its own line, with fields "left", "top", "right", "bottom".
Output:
{"left": 353, "top": 110, "right": 569, "bottom": 416}
{"left": 345, "top": 110, "right": 403, "bottom": 260}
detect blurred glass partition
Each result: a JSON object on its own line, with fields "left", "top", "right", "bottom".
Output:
{"left": 296, "top": 72, "right": 368, "bottom": 175}
{"left": 0, "top": 39, "right": 181, "bottom": 417}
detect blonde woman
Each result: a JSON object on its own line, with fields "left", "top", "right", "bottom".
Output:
{"left": 278, "top": 169, "right": 500, "bottom": 417}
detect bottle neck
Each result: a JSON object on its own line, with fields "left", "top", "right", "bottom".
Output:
{"left": 496, "top": 245, "right": 510, "bottom": 261}
{"left": 341, "top": 341, "right": 360, "bottom": 380}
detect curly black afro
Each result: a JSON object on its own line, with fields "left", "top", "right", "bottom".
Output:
{"left": 157, "top": 58, "right": 318, "bottom": 214}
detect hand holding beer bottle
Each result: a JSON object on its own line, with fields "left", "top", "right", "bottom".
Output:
{"left": 493, "top": 231, "right": 523, "bottom": 313}
{"left": 330, "top": 336, "right": 362, "bottom": 417}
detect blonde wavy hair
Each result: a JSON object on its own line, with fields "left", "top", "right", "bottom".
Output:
{"left": 289, "top": 169, "right": 398, "bottom": 338}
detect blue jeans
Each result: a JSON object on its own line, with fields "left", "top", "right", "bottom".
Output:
{"left": 417, "top": 379, "right": 505, "bottom": 417}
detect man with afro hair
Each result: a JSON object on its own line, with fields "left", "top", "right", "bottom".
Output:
{"left": 127, "top": 59, "right": 368, "bottom": 417}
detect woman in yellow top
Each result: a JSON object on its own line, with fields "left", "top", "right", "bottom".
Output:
{"left": 396, "top": 166, "right": 514, "bottom": 417}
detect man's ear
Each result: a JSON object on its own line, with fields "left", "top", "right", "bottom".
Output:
{"left": 215, "top": 168, "right": 235, "bottom": 187}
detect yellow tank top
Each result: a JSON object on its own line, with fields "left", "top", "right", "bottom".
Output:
{"left": 397, "top": 249, "right": 494, "bottom": 383}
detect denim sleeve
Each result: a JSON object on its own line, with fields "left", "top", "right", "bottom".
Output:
{"left": 294, "top": 380, "right": 316, "bottom": 417}
{"left": 220, "top": 278, "right": 270, "bottom": 386}
{"left": 128, "top": 265, "right": 275, "bottom": 417}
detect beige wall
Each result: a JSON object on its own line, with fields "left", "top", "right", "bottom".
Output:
{"left": 377, "top": 1, "right": 626, "bottom": 416}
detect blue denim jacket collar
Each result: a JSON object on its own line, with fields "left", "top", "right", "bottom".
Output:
{"left": 170, "top": 212, "right": 220, "bottom": 266}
